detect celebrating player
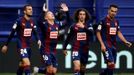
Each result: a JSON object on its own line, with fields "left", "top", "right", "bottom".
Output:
{"left": 63, "top": 8, "right": 93, "bottom": 75}
{"left": 1, "top": 4, "right": 41, "bottom": 75}
{"left": 32, "top": 2, "right": 71, "bottom": 75}
{"left": 33, "top": 9, "right": 61, "bottom": 75}
{"left": 96, "top": 4, "right": 132, "bottom": 75}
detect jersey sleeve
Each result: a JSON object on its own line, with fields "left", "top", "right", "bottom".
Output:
{"left": 33, "top": 24, "right": 40, "bottom": 41}
{"left": 96, "top": 20, "right": 104, "bottom": 32}
{"left": 63, "top": 26, "right": 74, "bottom": 50}
{"left": 5, "top": 21, "right": 18, "bottom": 46}
{"left": 85, "top": 23, "right": 94, "bottom": 32}
{"left": 117, "top": 20, "right": 120, "bottom": 31}
{"left": 85, "top": 24, "right": 94, "bottom": 41}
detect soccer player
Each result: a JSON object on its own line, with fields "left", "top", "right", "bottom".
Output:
{"left": 63, "top": 8, "right": 93, "bottom": 75}
{"left": 55, "top": 3, "right": 71, "bottom": 41}
{"left": 1, "top": 4, "right": 41, "bottom": 75}
{"left": 32, "top": 3, "right": 70, "bottom": 75}
{"left": 96, "top": 4, "right": 132, "bottom": 75}
{"left": 35, "top": 10, "right": 60, "bottom": 75}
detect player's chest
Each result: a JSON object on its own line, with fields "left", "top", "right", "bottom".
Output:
{"left": 47, "top": 25, "right": 59, "bottom": 39}
{"left": 105, "top": 21, "right": 118, "bottom": 35}
{"left": 20, "top": 22, "right": 34, "bottom": 37}
{"left": 74, "top": 27, "right": 87, "bottom": 41}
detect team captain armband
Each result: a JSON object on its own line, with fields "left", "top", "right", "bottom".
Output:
{"left": 77, "top": 32, "right": 87, "bottom": 40}
{"left": 109, "top": 27, "right": 117, "bottom": 35}
{"left": 23, "top": 28, "right": 32, "bottom": 37}
{"left": 50, "top": 31, "right": 58, "bottom": 39}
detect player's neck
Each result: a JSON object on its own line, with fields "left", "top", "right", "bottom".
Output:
{"left": 24, "top": 15, "right": 31, "bottom": 20}
{"left": 107, "top": 15, "right": 115, "bottom": 20}
{"left": 77, "top": 21, "right": 85, "bottom": 25}
{"left": 47, "top": 20, "right": 54, "bottom": 25}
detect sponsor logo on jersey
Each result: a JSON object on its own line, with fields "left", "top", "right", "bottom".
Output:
{"left": 109, "top": 27, "right": 117, "bottom": 35}
{"left": 77, "top": 32, "right": 86, "bottom": 40}
{"left": 23, "top": 28, "right": 32, "bottom": 37}
{"left": 50, "top": 31, "right": 58, "bottom": 39}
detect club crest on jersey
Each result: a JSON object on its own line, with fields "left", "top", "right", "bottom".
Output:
{"left": 109, "top": 27, "right": 117, "bottom": 35}
{"left": 77, "top": 32, "right": 86, "bottom": 40}
{"left": 23, "top": 28, "right": 32, "bottom": 37}
{"left": 31, "top": 23, "right": 33, "bottom": 26}
{"left": 22, "top": 23, "right": 25, "bottom": 26}
{"left": 115, "top": 22, "right": 118, "bottom": 26}
{"left": 75, "top": 27, "right": 78, "bottom": 30}
{"left": 50, "top": 31, "right": 58, "bottom": 39}
{"left": 107, "top": 23, "right": 110, "bottom": 26}
{"left": 49, "top": 27, "right": 51, "bottom": 30}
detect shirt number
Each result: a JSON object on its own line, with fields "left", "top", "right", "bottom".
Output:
{"left": 72, "top": 51, "right": 79, "bottom": 56}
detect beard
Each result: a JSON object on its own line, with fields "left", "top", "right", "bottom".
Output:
{"left": 26, "top": 14, "right": 32, "bottom": 17}
{"left": 79, "top": 18, "right": 85, "bottom": 23}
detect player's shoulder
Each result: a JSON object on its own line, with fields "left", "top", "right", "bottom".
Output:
{"left": 71, "top": 23, "right": 76, "bottom": 27}
{"left": 114, "top": 18, "right": 119, "bottom": 22}
{"left": 16, "top": 17, "right": 22, "bottom": 22}
{"left": 97, "top": 17, "right": 107, "bottom": 25}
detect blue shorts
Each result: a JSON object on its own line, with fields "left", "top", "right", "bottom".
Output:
{"left": 102, "top": 47, "right": 117, "bottom": 63}
{"left": 42, "top": 53, "right": 58, "bottom": 68}
{"left": 72, "top": 51, "right": 88, "bottom": 65}
{"left": 19, "top": 48, "right": 31, "bottom": 59}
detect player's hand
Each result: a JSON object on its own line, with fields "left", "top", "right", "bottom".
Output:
{"left": 60, "top": 3, "right": 68, "bottom": 12}
{"left": 63, "top": 50, "right": 68, "bottom": 56}
{"left": 37, "top": 40, "right": 41, "bottom": 49}
{"left": 1, "top": 45, "right": 8, "bottom": 54}
{"left": 101, "top": 44, "right": 106, "bottom": 52}
{"left": 125, "top": 41, "right": 132, "bottom": 47}
{"left": 43, "top": 3, "right": 48, "bottom": 12}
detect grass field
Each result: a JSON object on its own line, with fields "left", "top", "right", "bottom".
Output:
{"left": 0, "top": 73, "right": 134, "bottom": 75}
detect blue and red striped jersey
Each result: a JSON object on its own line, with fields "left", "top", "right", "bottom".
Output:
{"left": 63, "top": 23, "right": 93, "bottom": 53}
{"left": 39, "top": 21, "right": 59, "bottom": 54}
{"left": 97, "top": 16, "right": 120, "bottom": 48}
{"left": 5, "top": 17, "right": 39, "bottom": 49}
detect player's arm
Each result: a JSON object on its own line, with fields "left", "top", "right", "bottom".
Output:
{"left": 63, "top": 26, "right": 74, "bottom": 56}
{"left": 61, "top": 3, "right": 70, "bottom": 22}
{"left": 33, "top": 25, "right": 41, "bottom": 49}
{"left": 86, "top": 24, "right": 94, "bottom": 41}
{"left": 117, "top": 30, "right": 132, "bottom": 47}
{"left": 96, "top": 22, "right": 106, "bottom": 52}
{"left": 1, "top": 22, "right": 18, "bottom": 53}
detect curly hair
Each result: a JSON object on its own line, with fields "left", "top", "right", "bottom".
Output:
{"left": 74, "top": 8, "right": 91, "bottom": 22}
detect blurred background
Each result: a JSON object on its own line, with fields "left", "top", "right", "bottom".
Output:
{"left": 0, "top": 0, "right": 134, "bottom": 75}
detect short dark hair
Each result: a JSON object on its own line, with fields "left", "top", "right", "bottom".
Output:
{"left": 23, "top": 4, "right": 32, "bottom": 11}
{"left": 74, "top": 8, "right": 91, "bottom": 22}
{"left": 109, "top": 4, "right": 118, "bottom": 9}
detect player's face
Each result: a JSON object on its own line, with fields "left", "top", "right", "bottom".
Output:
{"left": 24, "top": 6, "right": 33, "bottom": 17}
{"left": 45, "top": 11, "right": 55, "bottom": 20}
{"left": 78, "top": 11, "right": 86, "bottom": 22}
{"left": 108, "top": 7, "right": 118, "bottom": 19}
